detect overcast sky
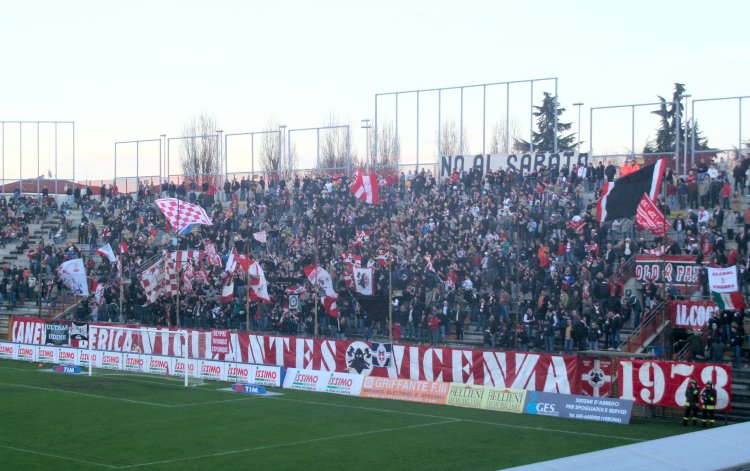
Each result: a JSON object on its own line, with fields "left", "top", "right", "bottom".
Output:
{"left": 1, "top": 0, "right": 748, "bottom": 182}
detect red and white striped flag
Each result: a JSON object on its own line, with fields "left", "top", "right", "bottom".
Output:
{"left": 636, "top": 193, "right": 667, "bottom": 236}
{"left": 349, "top": 170, "right": 379, "bottom": 205}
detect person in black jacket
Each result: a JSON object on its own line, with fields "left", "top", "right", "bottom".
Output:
{"left": 701, "top": 381, "right": 717, "bottom": 428}
{"left": 604, "top": 162, "right": 617, "bottom": 182}
{"left": 683, "top": 378, "right": 700, "bottom": 426}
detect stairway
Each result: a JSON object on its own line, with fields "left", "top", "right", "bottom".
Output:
{"left": 728, "top": 366, "right": 750, "bottom": 422}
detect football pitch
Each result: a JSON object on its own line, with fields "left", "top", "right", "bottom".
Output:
{"left": 0, "top": 359, "right": 686, "bottom": 470}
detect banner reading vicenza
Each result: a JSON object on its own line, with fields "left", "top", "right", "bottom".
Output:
{"left": 7, "top": 317, "right": 732, "bottom": 410}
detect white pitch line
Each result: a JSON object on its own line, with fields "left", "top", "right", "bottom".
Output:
{"left": 0, "top": 382, "right": 172, "bottom": 407}
{"left": 263, "top": 396, "right": 645, "bottom": 443}
{"left": 0, "top": 364, "right": 645, "bottom": 442}
{"left": 116, "top": 419, "right": 460, "bottom": 469}
{"left": 0, "top": 444, "right": 117, "bottom": 469}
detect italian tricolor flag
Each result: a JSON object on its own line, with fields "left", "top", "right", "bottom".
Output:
{"left": 708, "top": 266, "right": 746, "bottom": 310}
{"left": 712, "top": 291, "right": 745, "bottom": 310}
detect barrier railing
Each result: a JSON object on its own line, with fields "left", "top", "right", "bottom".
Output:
{"left": 621, "top": 299, "right": 667, "bottom": 354}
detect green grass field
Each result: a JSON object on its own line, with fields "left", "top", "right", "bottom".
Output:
{"left": 0, "top": 359, "right": 687, "bottom": 470}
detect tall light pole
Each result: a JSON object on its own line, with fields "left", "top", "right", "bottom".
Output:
{"left": 361, "top": 119, "right": 371, "bottom": 168}
{"left": 279, "top": 125, "right": 286, "bottom": 178}
{"left": 216, "top": 129, "right": 224, "bottom": 187}
{"left": 573, "top": 102, "right": 583, "bottom": 151}
{"left": 679, "top": 95, "right": 691, "bottom": 175}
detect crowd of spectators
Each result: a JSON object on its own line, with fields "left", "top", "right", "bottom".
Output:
{"left": 6, "top": 156, "right": 748, "bottom": 362}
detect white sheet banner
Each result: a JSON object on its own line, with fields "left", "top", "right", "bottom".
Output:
{"left": 707, "top": 266, "right": 740, "bottom": 293}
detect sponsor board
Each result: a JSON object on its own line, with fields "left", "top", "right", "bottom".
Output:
{"left": 445, "top": 383, "right": 526, "bottom": 413}
{"left": 36, "top": 346, "right": 59, "bottom": 364}
{"left": 78, "top": 351, "right": 97, "bottom": 367}
{"left": 57, "top": 347, "right": 77, "bottom": 365}
{"left": 148, "top": 356, "right": 174, "bottom": 375}
{"left": 226, "top": 363, "right": 252, "bottom": 383}
{"left": 283, "top": 368, "right": 363, "bottom": 395}
{"left": 199, "top": 360, "right": 227, "bottom": 381}
{"left": 53, "top": 365, "right": 82, "bottom": 375}
{"left": 124, "top": 353, "right": 147, "bottom": 373}
{"left": 619, "top": 360, "right": 732, "bottom": 411}
{"left": 98, "top": 352, "right": 123, "bottom": 371}
{"left": 360, "top": 377, "right": 450, "bottom": 405}
{"left": 231, "top": 384, "right": 267, "bottom": 395}
{"left": 524, "top": 391, "right": 633, "bottom": 424}
{"left": 17, "top": 345, "right": 36, "bottom": 361}
{"left": 252, "top": 365, "right": 282, "bottom": 388}
{"left": 0, "top": 342, "right": 17, "bottom": 359}
{"left": 174, "top": 358, "right": 199, "bottom": 378}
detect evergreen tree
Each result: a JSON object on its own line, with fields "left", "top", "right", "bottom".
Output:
{"left": 515, "top": 92, "right": 576, "bottom": 153}
{"left": 643, "top": 83, "right": 710, "bottom": 154}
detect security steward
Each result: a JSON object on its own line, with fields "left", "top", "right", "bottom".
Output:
{"left": 700, "top": 380, "right": 717, "bottom": 428}
{"left": 683, "top": 377, "right": 700, "bottom": 426}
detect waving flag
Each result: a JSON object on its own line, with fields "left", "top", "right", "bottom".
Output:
{"left": 597, "top": 159, "right": 665, "bottom": 222}
{"left": 636, "top": 193, "right": 667, "bottom": 236}
{"left": 156, "top": 198, "right": 213, "bottom": 233}
{"left": 376, "top": 248, "right": 392, "bottom": 266}
{"left": 354, "top": 230, "right": 370, "bottom": 245}
{"left": 138, "top": 258, "right": 166, "bottom": 304}
{"left": 341, "top": 252, "right": 362, "bottom": 267}
{"left": 247, "top": 260, "right": 271, "bottom": 303}
{"left": 96, "top": 243, "right": 117, "bottom": 262}
{"left": 708, "top": 266, "right": 746, "bottom": 310}
{"left": 350, "top": 170, "right": 379, "bottom": 205}
{"left": 204, "top": 241, "right": 222, "bottom": 267}
{"left": 353, "top": 267, "right": 374, "bottom": 296}
{"left": 303, "top": 265, "right": 339, "bottom": 317}
{"left": 253, "top": 230, "right": 267, "bottom": 243}
{"left": 57, "top": 258, "right": 89, "bottom": 296}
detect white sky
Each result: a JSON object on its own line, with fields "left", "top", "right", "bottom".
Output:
{"left": 1, "top": 0, "right": 748, "bottom": 182}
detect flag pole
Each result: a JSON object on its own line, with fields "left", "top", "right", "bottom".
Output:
{"left": 175, "top": 198, "right": 181, "bottom": 327}
{"left": 314, "top": 246, "right": 319, "bottom": 338}
{"left": 246, "top": 261, "right": 251, "bottom": 332}
{"left": 119, "top": 254, "right": 123, "bottom": 323}
{"left": 388, "top": 258, "right": 393, "bottom": 342}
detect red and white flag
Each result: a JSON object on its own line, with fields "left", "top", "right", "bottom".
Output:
{"left": 97, "top": 243, "right": 117, "bottom": 262}
{"left": 303, "top": 265, "right": 339, "bottom": 318}
{"left": 253, "top": 230, "right": 267, "bottom": 243}
{"left": 219, "top": 278, "right": 234, "bottom": 304}
{"left": 120, "top": 240, "right": 129, "bottom": 254}
{"left": 376, "top": 248, "right": 391, "bottom": 266}
{"left": 156, "top": 198, "right": 213, "bottom": 234}
{"left": 341, "top": 252, "right": 362, "bottom": 267}
{"left": 204, "top": 241, "right": 222, "bottom": 267}
{"left": 349, "top": 170, "right": 379, "bottom": 205}
{"left": 353, "top": 266, "right": 374, "bottom": 296}
{"left": 247, "top": 260, "right": 271, "bottom": 303}
{"left": 138, "top": 258, "right": 166, "bottom": 304}
{"left": 424, "top": 254, "right": 435, "bottom": 273}
{"left": 636, "top": 193, "right": 667, "bottom": 236}
{"left": 354, "top": 230, "right": 370, "bottom": 246}
{"left": 566, "top": 215, "right": 586, "bottom": 234}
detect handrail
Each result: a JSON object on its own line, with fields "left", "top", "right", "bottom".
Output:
{"left": 621, "top": 299, "right": 667, "bottom": 354}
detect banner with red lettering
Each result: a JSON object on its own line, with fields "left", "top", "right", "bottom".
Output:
{"left": 634, "top": 255, "right": 701, "bottom": 286}
{"left": 618, "top": 360, "right": 732, "bottom": 411}
{"left": 636, "top": 193, "right": 667, "bottom": 235}
{"left": 9, "top": 317, "right": 581, "bottom": 393}
{"left": 666, "top": 300, "right": 719, "bottom": 329}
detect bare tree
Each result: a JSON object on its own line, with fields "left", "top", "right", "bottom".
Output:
{"left": 179, "top": 113, "right": 220, "bottom": 184}
{"left": 258, "top": 120, "right": 298, "bottom": 178}
{"left": 437, "top": 120, "right": 469, "bottom": 156}
{"left": 489, "top": 118, "right": 523, "bottom": 154}
{"left": 320, "top": 113, "right": 353, "bottom": 172}
{"left": 376, "top": 121, "right": 400, "bottom": 168}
